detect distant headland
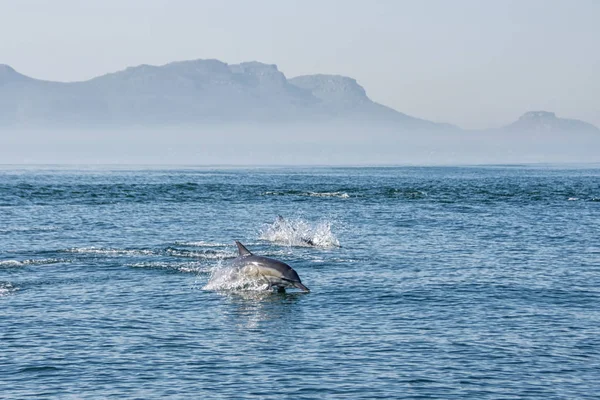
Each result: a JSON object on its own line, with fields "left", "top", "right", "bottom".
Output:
{"left": 0, "top": 60, "right": 597, "bottom": 135}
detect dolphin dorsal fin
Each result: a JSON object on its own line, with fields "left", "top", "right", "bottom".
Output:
{"left": 235, "top": 241, "right": 253, "bottom": 257}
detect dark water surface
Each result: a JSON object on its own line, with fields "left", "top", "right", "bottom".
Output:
{"left": 1, "top": 165, "right": 599, "bottom": 399}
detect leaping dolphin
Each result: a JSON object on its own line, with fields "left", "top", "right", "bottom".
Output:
{"left": 233, "top": 241, "right": 310, "bottom": 292}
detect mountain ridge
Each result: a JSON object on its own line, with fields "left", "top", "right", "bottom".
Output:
{"left": 0, "top": 59, "right": 597, "bottom": 135}
{"left": 0, "top": 59, "right": 455, "bottom": 129}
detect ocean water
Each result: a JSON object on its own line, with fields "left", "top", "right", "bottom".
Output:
{"left": 1, "top": 165, "right": 599, "bottom": 399}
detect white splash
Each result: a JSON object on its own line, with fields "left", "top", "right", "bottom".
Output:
{"left": 203, "top": 261, "right": 270, "bottom": 292}
{"left": 306, "top": 191, "right": 350, "bottom": 198}
{"left": 259, "top": 216, "right": 341, "bottom": 248}
{"left": 0, "top": 282, "right": 17, "bottom": 296}
{"left": 0, "top": 258, "right": 65, "bottom": 267}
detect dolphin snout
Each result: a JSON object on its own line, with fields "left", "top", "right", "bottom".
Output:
{"left": 294, "top": 282, "right": 310, "bottom": 292}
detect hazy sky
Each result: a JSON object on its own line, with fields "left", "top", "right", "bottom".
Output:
{"left": 1, "top": 0, "right": 598, "bottom": 129}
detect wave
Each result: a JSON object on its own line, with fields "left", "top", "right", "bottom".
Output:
{"left": 0, "top": 282, "right": 17, "bottom": 297}
{"left": 0, "top": 258, "right": 66, "bottom": 268}
{"left": 62, "top": 246, "right": 237, "bottom": 261}
{"left": 306, "top": 191, "right": 350, "bottom": 198}
{"left": 63, "top": 247, "right": 158, "bottom": 256}
{"left": 262, "top": 190, "right": 350, "bottom": 199}
{"left": 383, "top": 188, "right": 428, "bottom": 199}
{"left": 127, "top": 261, "right": 212, "bottom": 274}
{"left": 259, "top": 216, "right": 341, "bottom": 248}
{"left": 164, "top": 247, "right": 236, "bottom": 259}
{"left": 173, "top": 241, "right": 229, "bottom": 247}
{"left": 260, "top": 188, "right": 430, "bottom": 200}
{"left": 0, "top": 226, "right": 60, "bottom": 234}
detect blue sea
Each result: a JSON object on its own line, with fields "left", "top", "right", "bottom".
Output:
{"left": 1, "top": 165, "right": 599, "bottom": 399}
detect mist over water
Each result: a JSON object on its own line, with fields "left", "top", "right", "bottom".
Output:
{"left": 2, "top": 124, "right": 600, "bottom": 165}
{"left": 1, "top": 165, "right": 600, "bottom": 398}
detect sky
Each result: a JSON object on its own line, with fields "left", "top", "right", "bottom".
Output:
{"left": 1, "top": 0, "right": 598, "bottom": 129}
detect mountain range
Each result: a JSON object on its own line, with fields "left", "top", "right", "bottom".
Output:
{"left": 0, "top": 60, "right": 436, "bottom": 129}
{"left": 1, "top": 59, "right": 598, "bottom": 164}
{"left": 1, "top": 59, "right": 597, "bottom": 134}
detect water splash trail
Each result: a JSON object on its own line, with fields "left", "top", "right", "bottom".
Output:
{"left": 259, "top": 215, "right": 341, "bottom": 248}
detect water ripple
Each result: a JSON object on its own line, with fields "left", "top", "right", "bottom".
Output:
{"left": 1, "top": 166, "right": 600, "bottom": 399}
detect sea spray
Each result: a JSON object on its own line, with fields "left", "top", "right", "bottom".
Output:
{"left": 203, "top": 258, "right": 270, "bottom": 292}
{"left": 259, "top": 216, "right": 341, "bottom": 248}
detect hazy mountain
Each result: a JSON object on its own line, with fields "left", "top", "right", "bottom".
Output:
{"left": 501, "top": 111, "right": 600, "bottom": 134}
{"left": 1, "top": 59, "right": 599, "bottom": 164}
{"left": 460, "top": 111, "right": 600, "bottom": 164}
{"left": 0, "top": 59, "right": 450, "bottom": 130}
{"left": 287, "top": 74, "right": 446, "bottom": 129}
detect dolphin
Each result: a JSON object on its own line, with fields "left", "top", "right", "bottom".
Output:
{"left": 232, "top": 241, "right": 310, "bottom": 292}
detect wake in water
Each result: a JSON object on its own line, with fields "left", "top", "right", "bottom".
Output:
{"left": 127, "top": 260, "right": 213, "bottom": 274}
{"left": 0, "top": 258, "right": 66, "bottom": 267}
{"left": 262, "top": 190, "right": 350, "bottom": 198}
{"left": 259, "top": 215, "right": 341, "bottom": 248}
